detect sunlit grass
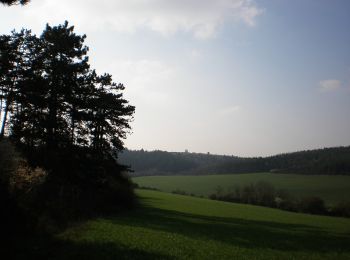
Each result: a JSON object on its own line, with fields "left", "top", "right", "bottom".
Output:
{"left": 133, "top": 173, "right": 350, "bottom": 205}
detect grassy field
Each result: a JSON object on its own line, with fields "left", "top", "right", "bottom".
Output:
{"left": 133, "top": 173, "right": 350, "bottom": 205}
{"left": 22, "top": 189, "right": 350, "bottom": 259}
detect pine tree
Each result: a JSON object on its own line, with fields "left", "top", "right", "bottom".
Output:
{"left": 39, "top": 21, "right": 90, "bottom": 149}
{"left": 0, "top": 30, "right": 26, "bottom": 138}
{"left": 1, "top": 21, "right": 136, "bottom": 215}
{"left": 1, "top": 21, "right": 135, "bottom": 157}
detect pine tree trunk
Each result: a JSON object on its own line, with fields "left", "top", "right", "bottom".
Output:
{"left": 0, "top": 99, "right": 10, "bottom": 138}
{"left": 0, "top": 94, "right": 3, "bottom": 125}
{"left": 71, "top": 105, "right": 75, "bottom": 145}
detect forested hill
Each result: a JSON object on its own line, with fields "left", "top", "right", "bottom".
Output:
{"left": 118, "top": 146, "right": 350, "bottom": 176}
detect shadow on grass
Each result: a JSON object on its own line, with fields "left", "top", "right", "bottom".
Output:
{"left": 104, "top": 197, "right": 350, "bottom": 254}
{"left": 9, "top": 195, "right": 350, "bottom": 259}
{"left": 10, "top": 234, "right": 174, "bottom": 260}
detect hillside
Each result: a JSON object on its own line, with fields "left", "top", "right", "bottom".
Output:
{"left": 18, "top": 189, "right": 350, "bottom": 259}
{"left": 119, "top": 146, "right": 350, "bottom": 176}
{"left": 133, "top": 173, "right": 350, "bottom": 205}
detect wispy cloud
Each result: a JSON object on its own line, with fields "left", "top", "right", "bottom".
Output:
{"left": 319, "top": 79, "right": 341, "bottom": 92}
{"left": 105, "top": 59, "right": 174, "bottom": 105}
{"left": 22, "top": 0, "right": 263, "bottom": 39}
{"left": 219, "top": 105, "right": 241, "bottom": 116}
{"left": 189, "top": 49, "right": 202, "bottom": 60}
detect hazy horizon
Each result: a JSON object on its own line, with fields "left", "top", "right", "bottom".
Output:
{"left": 1, "top": 0, "right": 349, "bottom": 157}
{"left": 122, "top": 144, "right": 350, "bottom": 158}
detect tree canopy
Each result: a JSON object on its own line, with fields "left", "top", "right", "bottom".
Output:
{"left": 0, "top": 0, "right": 29, "bottom": 5}
{"left": 0, "top": 21, "right": 136, "bottom": 221}
{"left": 0, "top": 21, "right": 135, "bottom": 157}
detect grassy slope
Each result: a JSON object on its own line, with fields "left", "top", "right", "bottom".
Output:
{"left": 29, "top": 189, "right": 350, "bottom": 260}
{"left": 133, "top": 173, "right": 350, "bottom": 205}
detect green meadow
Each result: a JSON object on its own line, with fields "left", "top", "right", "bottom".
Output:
{"left": 133, "top": 173, "right": 350, "bottom": 205}
{"left": 22, "top": 189, "right": 350, "bottom": 259}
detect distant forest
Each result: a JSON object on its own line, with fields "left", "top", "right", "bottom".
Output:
{"left": 119, "top": 146, "right": 350, "bottom": 176}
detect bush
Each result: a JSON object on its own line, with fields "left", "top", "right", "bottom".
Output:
{"left": 331, "top": 201, "right": 350, "bottom": 217}
{"left": 34, "top": 174, "right": 135, "bottom": 226}
{"left": 138, "top": 186, "right": 160, "bottom": 191}
{"left": 208, "top": 182, "right": 341, "bottom": 217}
{"left": 1, "top": 140, "right": 136, "bottom": 231}
{"left": 24, "top": 148, "right": 137, "bottom": 225}
{"left": 0, "top": 139, "right": 28, "bottom": 251}
{"left": 9, "top": 161, "right": 47, "bottom": 195}
{"left": 0, "top": 138, "right": 19, "bottom": 183}
{"left": 276, "top": 198, "right": 298, "bottom": 212}
{"left": 172, "top": 189, "right": 189, "bottom": 196}
{"left": 298, "top": 197, "right": 327, "bottom": 215}
{"left": 210, "top": 182, "right": 278, "bottom": 207}
{"left": 253, "top": 181, "right": 276, "bottom": 207}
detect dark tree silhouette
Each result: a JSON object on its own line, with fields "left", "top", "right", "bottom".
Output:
{"left": 0, "top": 22, "right": 136, "bottom": 216}
{"left": 0, "top": 30, "right": 26, "bottom": 138}
{"left": 1, "top": 21, "right": 134, "bottom": 154}
{"left": 0, "top": 0, "right": 29, "bottom": 5}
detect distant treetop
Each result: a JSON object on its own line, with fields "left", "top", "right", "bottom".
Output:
{"left": 0, "top": 0, "right": 29, "bottom": 5}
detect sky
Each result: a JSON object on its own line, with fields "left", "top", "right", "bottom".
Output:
{"left": 1, "top": 0, "right": 350, "bottom": 157}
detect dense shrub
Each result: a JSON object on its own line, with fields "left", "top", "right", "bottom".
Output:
{"left": 330, "top": 201, "right": 350, "bottom": 217}
{"left": 35, "top": 176, "right": 135, "bottom": 227}
{"left": 0, "top": 139, "right": 28, "bottom": 251}
{"left": 24, "top": 148, "right": 137, "bottom": 225}
{"left": 0, "top": 138, "right": 19, "bottom": 182}
{"left": 210, "top": 182, "right": 279, "bottom": 207}
{"left": 0, "top": 139, "right": 136, "bottom": 232}
{"left": 138, "top": 186, "right": 160, "bottom": 191}
{"left": 172, "top": 189, "right": 195, "bottom": 196}
{"left": 298, "top": 197, "right": 327, "bottom": 215}
{"left": 209, "top": 181, "right": 348, "bottom": 217}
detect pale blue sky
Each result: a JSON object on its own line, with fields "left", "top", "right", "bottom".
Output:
{"left": 1, "top": 0, "right": 349, "bottom": 156}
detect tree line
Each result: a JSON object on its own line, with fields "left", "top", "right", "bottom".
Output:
{"left": 119, "top": 146, "right": 350, "bottom": 176}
